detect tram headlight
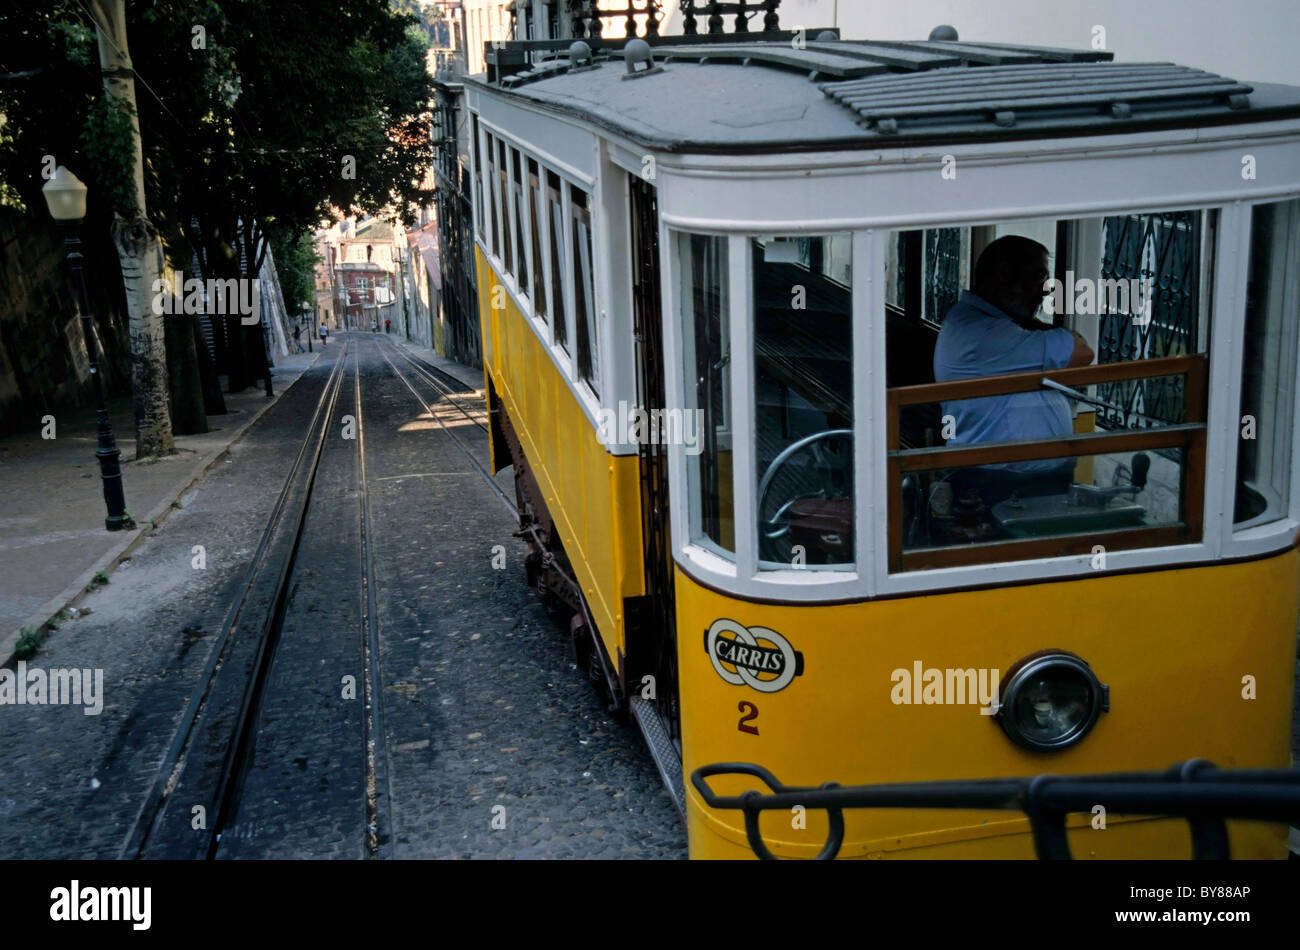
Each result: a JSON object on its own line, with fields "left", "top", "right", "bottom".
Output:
{"left": 996, "top": 651, "right": 1108, "bottom": 751}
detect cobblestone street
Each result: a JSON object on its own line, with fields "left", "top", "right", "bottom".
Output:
{"left": 0, "top": 335, "right": 686, "bottom": 859}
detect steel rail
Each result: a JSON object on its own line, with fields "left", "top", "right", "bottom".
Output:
{"left": 377, "top": 343, "right": 517, "bottom": 517}
{"left": 202, "top": 341, "right": 355, "bottom": 858}
{"left": 354, "top": 346, "right": 394, "bottom": 859}
{"left": 380, "top": 338, "right": 489, "bottom": 436}
{"left": 119, "top": 341, "right": 352, "bottom": 860}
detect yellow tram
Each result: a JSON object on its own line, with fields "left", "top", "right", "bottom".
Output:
{"left": 462, "top": 23, "right": 1300, "bottom": 858}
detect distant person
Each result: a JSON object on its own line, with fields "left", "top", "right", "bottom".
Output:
{"left": 293, "top": 324, "right": 305, "bottom": 353}
{"left": 319, "top": 321, "right": 328, "bottom": 346}
{"left": 384, "top": 318, "right": 391, "bottom": 334}
{"left": 371, "top": 318, "right": 378, "bottom": 333}
{"left": 933, "top": 235, "right": 1094, "bottom": 503}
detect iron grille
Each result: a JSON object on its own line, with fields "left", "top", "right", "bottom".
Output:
{"left": 1096, "top": 211, "right": 1201, "bottom": 429}
{"left": 924, "top": 227, "right": 963, "bottom": 325}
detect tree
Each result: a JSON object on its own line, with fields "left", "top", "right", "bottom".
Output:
{"left": 0, "top": 1, "right": 175, "bottom": 457}
{"left": 86, "top": 0, "right": 174, "bottom": 458}
{"left": 270, "top": 228, "right": 320, "bottom": 326}
{"left": 134, "top": 0, "right": 434, "bottom": 390}
{"left": 1, "top": 0, "right": 434, "bottom": 408}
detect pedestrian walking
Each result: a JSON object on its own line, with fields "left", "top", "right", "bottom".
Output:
{"left": 319, "top": 321, "right": 328, "bottom": 346}
{"left": 371, "top": 318, "right": 378, "bottom": 333}
{"left": 384, "top": 318, "right": 391, "bottom": 334}
{"left": 293, "top": 324, "right": 305, "bottom": 353}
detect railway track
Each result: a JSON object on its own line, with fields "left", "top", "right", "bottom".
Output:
{"left": 382, "top": 337, "right": 490, "bottom": 435}
{"left": 118, "top": 340, "right": 397, "bottom": 859}
{"left": 116, "top": 336, "right": 513, "bottom": 860}
{"left": 377, "top": 339, "right": 516, "bottom": 517}
{"left": 111, "top": 334, "right": 647, "bottom": 860}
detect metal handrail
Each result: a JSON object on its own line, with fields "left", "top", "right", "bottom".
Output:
{"left": 691, "top": 760, "right": 1300, "bottom": 860}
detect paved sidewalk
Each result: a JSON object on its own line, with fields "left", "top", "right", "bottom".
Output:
{"left": 0, "top": 348, "right": 322, "bottom": 661}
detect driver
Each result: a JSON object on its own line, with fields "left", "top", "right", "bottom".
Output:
{"left": 933, "top": 235, "right": 1094, "bottom": 504}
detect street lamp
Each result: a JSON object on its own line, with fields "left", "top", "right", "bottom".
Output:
{"left": 42, "top": 166, "right": 130, "bottom": 532}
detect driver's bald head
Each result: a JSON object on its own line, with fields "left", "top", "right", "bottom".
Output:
{"left": 974, "top": 235, "right": 1049, "bottom": 294}
{"left": 974, "top": 235, "right": 1051, "bottom": 322}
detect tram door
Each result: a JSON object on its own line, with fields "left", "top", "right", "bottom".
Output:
{"left": 628, "top": 175, "right": 680, "bottom": 744}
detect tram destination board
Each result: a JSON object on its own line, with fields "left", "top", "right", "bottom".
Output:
{"left": 1, "top": 0, "right": 1298, "bottom": 939}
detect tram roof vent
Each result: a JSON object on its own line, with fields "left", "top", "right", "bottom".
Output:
{"left": 569, "top": 40, "right": 598, "bottom": 72}
{"left": 821, "top": 61, "right": 1257, "bottom": 138}
{"left": 623, "top": 39, "right": 665, "bottom": 80}
{"left": 480, "top": 35, "right": 1300, "bottom": 149}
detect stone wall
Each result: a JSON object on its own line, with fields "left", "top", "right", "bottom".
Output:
{"left": 0, "top": 207, "right": 132, "bottom": 436}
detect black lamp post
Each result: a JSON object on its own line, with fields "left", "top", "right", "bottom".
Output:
{"left": 43, "top": 166, "right": 130, "bottom": 532}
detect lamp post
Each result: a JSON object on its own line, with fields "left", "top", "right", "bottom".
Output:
{"left": 42, "top": 166, "right": 130, "bottom": 531}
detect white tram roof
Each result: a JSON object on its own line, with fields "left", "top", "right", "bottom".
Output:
{"left": 470, "top": 37, "right": 1300, "bottom": 152}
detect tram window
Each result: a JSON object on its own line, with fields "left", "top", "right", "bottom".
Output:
{"left": 752, "top": 234, "right": 854, "bottom": 569}
{"left": 527, "top": 158, "right": 548, "bottom": 327}
{"left": 898, "top": 446, "right": 1192, "bottom": 570}
{"left": 484, "top": 133, "right": 501, "bottom": 258}
{"left": 886, "top": 228, "right": 972, "bottom": 324}
{"left": 1235, "top": 198, "right": 1300, "bottom": 527}
{"left": 496, "top": 138, "right": 513, "bottom": 278}
{"left": 571, "top": 185, "right": 598, "bottom": 394}
{"left": 883, "top": 212, "right": 1214, "bottom": 570}
{"left": 546, "top": 170, "right": 569, "bottom": 354}
{"left": 681, "top": 233, "right": 733, "bottom": 554}
{"left": 511, "top": 148, "right": 530, "bottom": 299}
{"left": 472, "top": 117, "right": 484, "bottom": 241}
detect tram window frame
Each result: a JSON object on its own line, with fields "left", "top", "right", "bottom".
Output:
{"left": 1234, "top": 197, "right": 1300, "bottom": 529}
{"left": 496, "top": 137, "right": 514, "bottom": 279}
{"left": 570, "top": 184, "right": 599, "bottom": 396}
{"left": 546, "top": 170, "right": 571, "bottom": 357}
{"left": 526, "top": 157, "right": 549, "bottom": 333}
{"left": 510, "top": 147, "right": 530, "bottom": 302}
{"left": 752, "top": 233, "right": 855, "bottom": 572}
{"left": 472, "top": 117, "right": 484, "bottom": 242}
{"left": 881, "top": 210, "right": 1218, "bottom": 573}
{"left": 483, "top": 132, "right": 501, "bottom": 260}
{"left": 679, "top": 231, "right": 735, "bottom": 557}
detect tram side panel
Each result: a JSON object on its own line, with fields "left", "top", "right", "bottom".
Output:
{"left": 677, "top": 549, "right": 1300, "bottom": 859}
{"left": 476, "top": 248, "right": 646, "bottom": 679}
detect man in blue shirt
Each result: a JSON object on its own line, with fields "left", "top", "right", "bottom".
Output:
{"left": 933, "top": 235, "right": 1094, "bottom": 502}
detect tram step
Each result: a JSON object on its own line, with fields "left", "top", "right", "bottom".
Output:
{"left": 630, "top": 696, "right": 686, "bottom": 824}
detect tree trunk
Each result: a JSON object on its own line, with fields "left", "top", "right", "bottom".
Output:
{"left": 164, "top": 309, "right": 207, "bottom": 435}
{"left": 110, "top": 214, "right": 173, "bottom": 457}
{"left": 224, "top": 315, "right": 253, "bottom": 392}
{"left": 90, "top": 0, "right": 174, "bottom": 458}
{"left": 193, "top": 318, "right": 227, "bottom": 416}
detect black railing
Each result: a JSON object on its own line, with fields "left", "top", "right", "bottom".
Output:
{"left": 567, "top": 0, "right": 664, "bottom": 39}
{"left": 681, "top": 0, "right": 781, "bottom": 35}
{"left": 692, "top": 760, "right": 1300, "bottom": 860}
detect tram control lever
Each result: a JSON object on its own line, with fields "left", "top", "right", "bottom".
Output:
{"left": 1068, "top": 452, "right": 1150, "bottom": 508}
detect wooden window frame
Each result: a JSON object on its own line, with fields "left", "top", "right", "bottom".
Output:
{"left": 885, "top": 353, "right": 1208, "bottom": 572}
